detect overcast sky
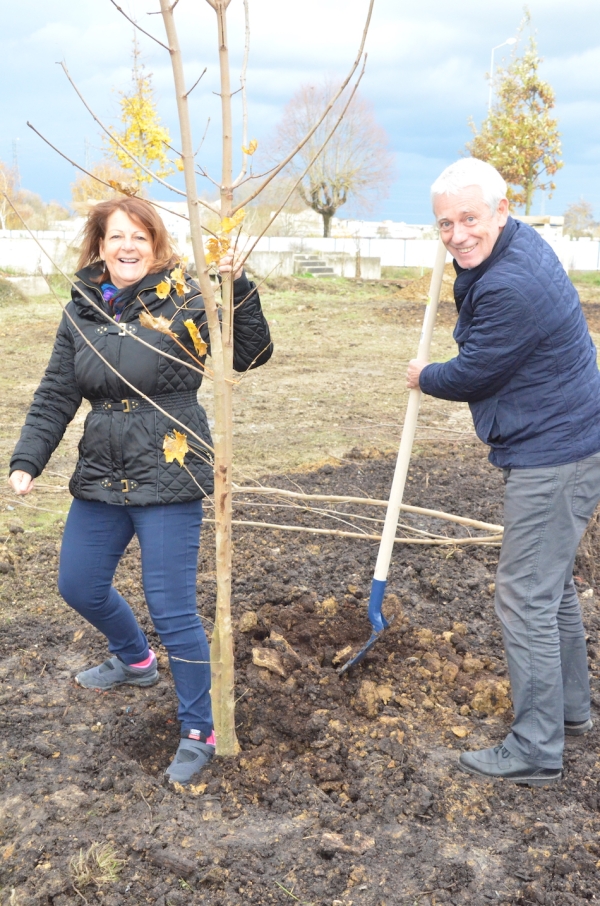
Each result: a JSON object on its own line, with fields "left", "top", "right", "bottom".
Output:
{"left": 2, "top": 0, "right": 599, "bottom": 224}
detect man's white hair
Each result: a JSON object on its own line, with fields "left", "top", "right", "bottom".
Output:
{"left": 431, "top": 158, "right": 507, "bottom": 214}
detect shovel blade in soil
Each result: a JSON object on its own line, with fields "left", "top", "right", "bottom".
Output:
{"left": 337, "top": 625, "right": 389, "bottom": 675}
{"left": 338, "top": 578, "right": 392, "bottom": 675}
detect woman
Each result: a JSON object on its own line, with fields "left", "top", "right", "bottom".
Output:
{"left": 9, "top": 196, "right": 272, "bottom": 785}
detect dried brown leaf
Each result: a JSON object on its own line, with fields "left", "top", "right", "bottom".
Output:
{"left": 139, "top": 311, "right": 176, "bottom": 336}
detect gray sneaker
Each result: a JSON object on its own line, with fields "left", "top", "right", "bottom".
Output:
{"left": 165, "top": 735, "right": 215, "bottom": 785}
{"left": 458, "top": 744, "right": 562, "bottom": 787}
{"left": 75, "top": 655, "right": 159, "bottom": 690}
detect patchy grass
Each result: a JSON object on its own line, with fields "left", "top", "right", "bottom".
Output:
{"left": 572, "top": 270, "right": 600, "bottom": 287}
{"left": 381, "top": 265, "right": 431, "bottom": 280}
{"left": 69, "top": 842, "right": 126, "bottom": 888}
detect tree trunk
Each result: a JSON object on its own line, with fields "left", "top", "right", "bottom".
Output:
{"left": 160, "top": 0, "right": 238, "bottom": 756}
{"left": 525, "top": 182, "right": 534, "bottom": 215}
{"left": 209, "top": 0, "right": 238, "bottom": 756}
{"left": 322, "top": 212, "right": 332, "bottom": 237}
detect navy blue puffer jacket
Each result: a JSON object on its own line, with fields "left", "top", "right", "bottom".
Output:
{"left": 419, "top": 217, "right": 600, "bottom": 468}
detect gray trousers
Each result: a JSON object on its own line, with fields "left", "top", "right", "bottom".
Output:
{"left": 496, "top": 452, "right": 600, "bottom": 769}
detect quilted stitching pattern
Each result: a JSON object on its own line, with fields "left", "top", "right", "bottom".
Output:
{"left": 11, "top": 268, "right": 270, "bottom": 505}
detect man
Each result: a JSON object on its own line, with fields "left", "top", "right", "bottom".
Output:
{"left": 407, "top": 157, "right": 600, "bottom": 787}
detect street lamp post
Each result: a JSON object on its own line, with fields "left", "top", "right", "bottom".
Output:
{"left": 488, "top": 37, "right": 517, "bottom": 111}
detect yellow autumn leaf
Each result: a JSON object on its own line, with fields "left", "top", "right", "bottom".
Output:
{"left": 183, "top": 319, "right": 208, "bottom": 356}
{"left": 205, "top": 236, "right": 230, "bottom": 266}
{"left": 155, "top": 278, "right": 172, "bottom": 300}
{"left": 176, "top": 158, "right": 185, "bottom": 171}
{"left": 170, "top": 266, "right": 190, "bottom": 297}
{"left": 221, "top": 209, "right": 246, "bottom": 234}
{"left": 241, "top": 139, "right": 258, "bottom": 156}
{"left": 163, "top": 430, "right": 189, "bottom": 467}
{"left": 139, "top": 311, "right": 176, "bottom": 336}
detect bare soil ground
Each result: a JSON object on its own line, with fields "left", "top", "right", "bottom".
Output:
{"left": 2, "top": 273, "right": 600, "bottom": 906}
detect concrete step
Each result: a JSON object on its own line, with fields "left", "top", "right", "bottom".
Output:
{"left": 304, "top": 266, "right": 335, "bottom": 275}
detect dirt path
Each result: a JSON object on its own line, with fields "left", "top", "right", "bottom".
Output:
{"left": 2, "top": 446, "right": 600, "bottom": 906}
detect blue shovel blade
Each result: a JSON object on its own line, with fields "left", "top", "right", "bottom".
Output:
{"left": 337, "top": 578, "right": 393, "bottom": 675}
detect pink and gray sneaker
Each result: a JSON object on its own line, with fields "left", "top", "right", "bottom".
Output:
{"left": 165, "top": 730, "right": 216, "bottom": 785}
{"left": 75, "top": 652, "right": 159, "bottom": 690}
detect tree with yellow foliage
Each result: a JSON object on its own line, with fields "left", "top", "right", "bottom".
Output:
{"left": 466, "top": 17, "right": 562, "bottom": 215}
{"left": 106, "top": 39, "right": 173, "bottom": 189}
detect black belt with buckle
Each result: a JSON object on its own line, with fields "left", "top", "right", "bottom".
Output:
{"left": 100, "top": 478, "right": 139, "bottom": 493}
{"left": 91, "top": 390, "right": 198, "bottom": 413}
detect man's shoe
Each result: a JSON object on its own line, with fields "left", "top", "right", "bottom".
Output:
{"left": 564, "top": 718, "right": 593, "bottom": 736}
{"left": 458, "top": 744, "right": 562, "bottom": 787}
{"left": 75, "top": 655, "right": 159, "bottom": 690}
{"left": 165, "top": 733, "right": 215, "bottom": 785}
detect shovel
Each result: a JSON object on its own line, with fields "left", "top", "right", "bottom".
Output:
{"left": 338, "top": 239, "right": 448, "bottom": 675}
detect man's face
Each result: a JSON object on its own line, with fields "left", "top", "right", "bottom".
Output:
{"left": 433, "top": 185, "right": 509, "bottom": 269}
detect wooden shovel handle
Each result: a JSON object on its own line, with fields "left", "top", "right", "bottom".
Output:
{"left": 373, "top": 239, "right": 448, "bottom": 581}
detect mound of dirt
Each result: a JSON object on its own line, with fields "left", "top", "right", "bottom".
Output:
{"left": 2, "top": 447, "right": 600, "bottom": 905}
{"left": 397, "top": 263, "right": 456, "bottom": 303}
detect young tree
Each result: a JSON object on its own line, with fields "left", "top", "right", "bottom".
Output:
{"left": 271, "top": 81, "right": 393, "bottom": 237}
{"left": 20, "top": 0, "right": 374, "bottom": 755}
{"left": 105, "top": 38, "right": 173, "bottom": 189}
{"left": 466, "top": 25, "right": 562, "bottom": 215}
{"left": 564, "top": 198, "right": 598, "bottom": 238}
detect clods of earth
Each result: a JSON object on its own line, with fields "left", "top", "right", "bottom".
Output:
{"left": 2, "top": 445, "right": 600, "bottom": 906}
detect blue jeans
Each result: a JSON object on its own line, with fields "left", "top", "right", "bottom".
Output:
{"left": 58, "top": 498, "right": 212, "bottom": 736}
{"left": 496, "top": 453, "right": 600, "bottom": 768}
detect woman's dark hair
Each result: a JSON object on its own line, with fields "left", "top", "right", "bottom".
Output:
{"left": 77, "top": 196, "right": 178, "bottom": 282}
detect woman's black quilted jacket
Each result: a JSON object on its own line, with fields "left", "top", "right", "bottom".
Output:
{"left": 10, "top": 265, "right": 272, "bottom": 505}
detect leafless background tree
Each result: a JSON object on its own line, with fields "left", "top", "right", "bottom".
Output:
{"left": 271, "top": 80, "right": 394, "bottom": 236}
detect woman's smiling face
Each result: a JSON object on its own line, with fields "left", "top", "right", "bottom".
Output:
{"left": 99, "top": 210, "right": 156, "bottom": 288}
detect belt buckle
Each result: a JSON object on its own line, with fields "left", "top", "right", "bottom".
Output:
{"left": 121, "top": 398, "right": 131, "bottom": 414}
{"left": 121, "top": 479, "right": 130, "bottom": 493}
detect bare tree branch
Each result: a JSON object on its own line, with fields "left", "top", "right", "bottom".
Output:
{"left": 58, "top": 60, "right": 220, "bottom": 215}
{"left": 232, "top": 0, "right": 250, "bottom": 188}
{"left": 231, "top": 486, "right": 504, "bottom": 532}
{"left": 202, "top": 518, "right": 502, "bottom": 546}
{"left": 233, "top": 0, "right": 374, "bottom": 213}
{"left": 196, "top": 118, "right": 211, "bottom": 157}
{"left": 184, "top": 67, "right": 207, "bottom": 98}
{"left": 108, "top": 0, "right": 172, "bottom": 52}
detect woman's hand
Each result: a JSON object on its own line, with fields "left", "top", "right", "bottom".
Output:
{"left": 406, "top": 359, "right": 427, "bottom": 390}
{"left": 9, "top": 470, "right": 35, "bottom": 496}
{"left": 219, "top": 252, "right": 244, "bottom": 282}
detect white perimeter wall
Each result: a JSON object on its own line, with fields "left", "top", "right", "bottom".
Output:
{"left": 2, "top": 230, "right": 600, "bottom": 276}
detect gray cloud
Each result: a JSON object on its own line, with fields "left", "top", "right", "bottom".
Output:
{"left": 1, "top": 0, "right": 599, "bottom": 222}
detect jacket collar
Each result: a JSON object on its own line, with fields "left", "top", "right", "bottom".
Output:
{"left": 72, "top": 265, "right": 173, "bottom": 321}
{"left": 453, "top": 216, "right": 518, "bottom": 311}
